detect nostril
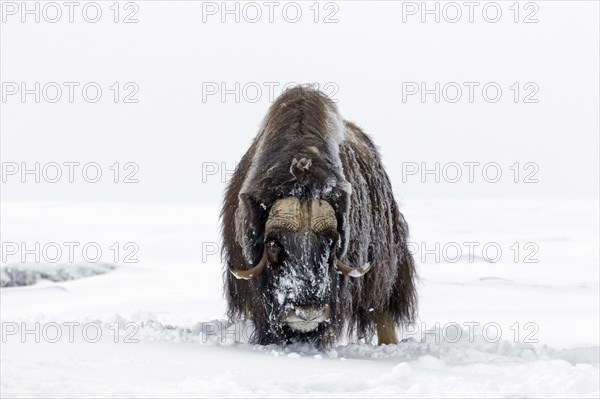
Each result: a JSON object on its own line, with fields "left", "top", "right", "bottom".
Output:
{"left": 283, "top": 305, "right": 330, "bottom": 331}
{"left": 297, "top": 308, "right": 321, "bottom": 321}
{"left": 294, "top": 308, "right": 309, "bottom": 321}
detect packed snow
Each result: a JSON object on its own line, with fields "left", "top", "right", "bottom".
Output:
{"left": 1, "top": 199, "right": 598, "bottom": 397}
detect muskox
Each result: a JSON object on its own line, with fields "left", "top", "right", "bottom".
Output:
{"left": 221, "top": 86, "right": 417, "bottom": 347}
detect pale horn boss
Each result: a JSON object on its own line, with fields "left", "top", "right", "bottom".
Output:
{"left": 221, "top": 86, "right": 417, "bottom": 347}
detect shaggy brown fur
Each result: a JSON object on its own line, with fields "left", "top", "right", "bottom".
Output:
{"left": 221, "top": 86, "right": 417, "bottom": 347}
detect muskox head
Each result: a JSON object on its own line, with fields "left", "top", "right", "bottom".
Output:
{"left": 229, "top": 196, "right": 370, "bottom": 339}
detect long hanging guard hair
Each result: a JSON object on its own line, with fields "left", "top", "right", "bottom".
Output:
{"left": 220, "top": 85, "right": 417, "bottom": 346}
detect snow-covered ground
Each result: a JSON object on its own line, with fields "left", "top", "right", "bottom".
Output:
{"left": 2, "top": 0, "right": 598, "bottom": 396}
{"left": 1, "top": 199, "right": 598, "bottom": 398}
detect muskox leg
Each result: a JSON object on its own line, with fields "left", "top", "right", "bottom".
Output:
{"left": 375, "top": 312, "right": 399, "bottom": 345}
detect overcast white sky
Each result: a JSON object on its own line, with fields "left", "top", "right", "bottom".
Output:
{"left": 1, "top": 1, "right": 598, "bottom": 203}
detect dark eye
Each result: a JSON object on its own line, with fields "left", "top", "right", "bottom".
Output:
{"left": 325, "top": 231, "right": 340, "bottom": 259}
{"left": 329, "top": 238, "right": 338, "bottom": 261}
{"left": 266, "top": 240, "right": 282, "bottom": 262}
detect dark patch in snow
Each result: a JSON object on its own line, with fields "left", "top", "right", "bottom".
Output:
{"left": 0, "top": 262, "right": 117, "bottom": 288}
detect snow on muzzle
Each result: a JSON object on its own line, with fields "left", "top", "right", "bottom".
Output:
{"left": 280, "top": 304, "right": 331, "bottom": 332}
{"left": 271, "top": 238, "right": 332, "bottom": 331}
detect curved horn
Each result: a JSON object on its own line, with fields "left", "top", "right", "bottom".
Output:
{"left": 229, "top": 251, "right": 267, "bottom": 280}
{"left": 335, "top": 258, "right": 372, "bottom": 277}
{"left": 309, "top": 200, "right": 368, "bottom": 277}
{"left": 230, "top": 197, "right": 302, "bottom": 280}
